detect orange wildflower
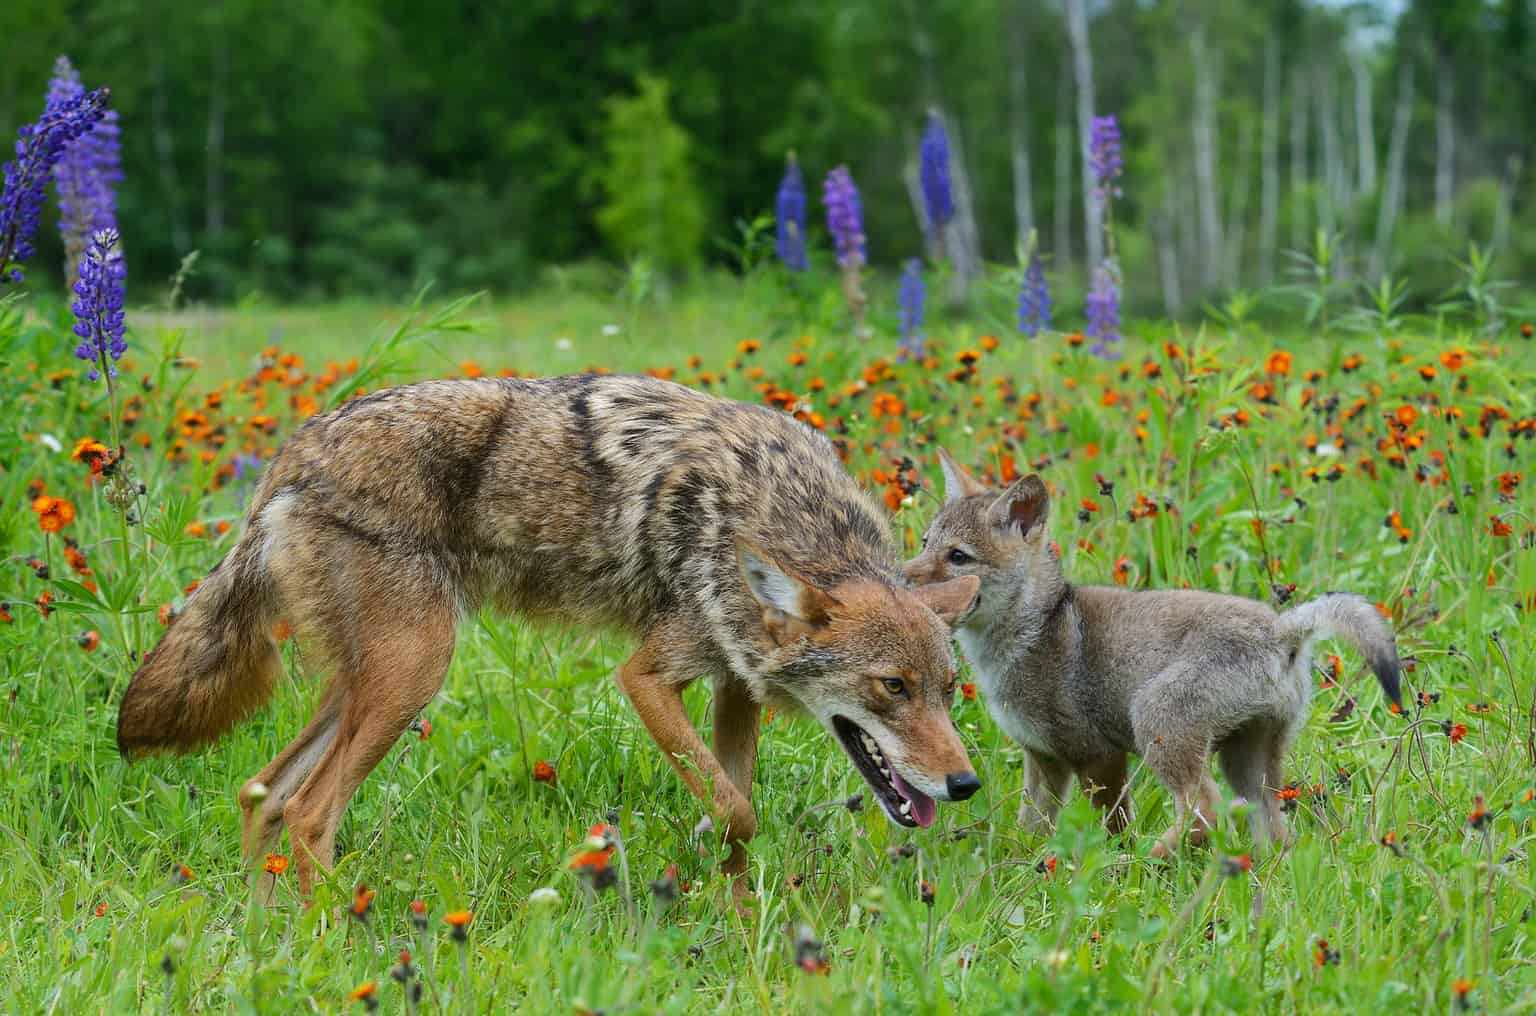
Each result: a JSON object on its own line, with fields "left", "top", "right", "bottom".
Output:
{"left": 533, "top": 760, "right": 558, "bottom": 785}
{"left": 960, "top": 682, "right": 976, "bottom": 701}
{"left": 348, "top": 981, "right": 377, "bottom": 1003}
{"left": 1264, "top": 350, "right": 1292, "bottom": 376}
{"left": 443, "top": 909, "right": 473, "bottom": 941}
{"left": 1439, "top": 349, "right": 1466, "bottom": 371}
{"left": 77, "top": 630, "right": 100, "bottom": 653}
{"left": 264, "top": 853, "right": 289, "bottom": 876}
{"left": 32, "top": 495, "right": 76, "bottom": 533}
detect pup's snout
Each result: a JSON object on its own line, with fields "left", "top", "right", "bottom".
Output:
{"left": 945, "top": 771, "right": 982, "bottom": 801}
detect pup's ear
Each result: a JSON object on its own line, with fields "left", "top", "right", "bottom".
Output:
{"left": 738, "top": 540, "right": 838, "bottom": 645}
{"left": 988, "top": 474, "right": 1050, "bottom": 537}
{"left": 937, "top": 447, "right": 988, "bottom": 503}
{"left": 912, "top": 574, "right": 980, "bottom": 629}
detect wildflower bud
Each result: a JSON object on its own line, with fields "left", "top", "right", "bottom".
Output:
{"left": 1219, "top": 854, "right": 1253, "bottom": 877}
{"left": 844, "top": 793, "right": 864, "bottom": 813}
{"left": 649, "top": 864, "right": 679, "bottom": 906}
{"left": 793, "top": 923, "right": 830, "bottom": 975}
{"left": 159, "top": 954, "right": 175, "bottom": 977}
{"left": 409, "top": 899, "right": 429, "bottom": 930}
{"left": 919, "top": 880, "right": 935, "bottom": 906}
{"left": 390, "top": 950, "right": 414, "bottom": 984}
{"left": 885, "top": 844, "right": 914, "bottom": 862}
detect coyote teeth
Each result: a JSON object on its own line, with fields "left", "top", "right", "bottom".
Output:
{"left": 898, "top": 801, "right": 912, "bottom": 816}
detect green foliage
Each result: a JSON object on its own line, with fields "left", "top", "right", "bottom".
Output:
{"left": 594, "top": 76, "right": 706, "bottom": 275}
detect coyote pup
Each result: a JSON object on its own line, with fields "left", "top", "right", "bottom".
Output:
{"left": 903, "top": 450, "right": 1403, "bottom": 857}
{"left": 117, "top": 376, "right": 983, "bottom": 899}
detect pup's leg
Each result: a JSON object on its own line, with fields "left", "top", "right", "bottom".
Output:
{"left": 711, "top": 676, "right": 761, "bottom": 898}
{"left": 618, "top": 621, "right": 757, "bottom": 894}
{"left": 1019, "top": 750, "right": 1073, "bottom": 834}
{"left": 1078, "top": 754, "right": 1132, "bottom": 836}
{"left": 1133, "top": 669, "right": 1223, "bottom": 859}
{"left": 240, "top": 677, "right": 344, "bottom": 904}
{"left": 1217, "top": 723, "right": 1274, "bottom": 849}
{"left": 1262, "top": 722, "right": 1296, "bottom": 849}
{"left": 281, "top": 596, "right": 456, "bottom": 900}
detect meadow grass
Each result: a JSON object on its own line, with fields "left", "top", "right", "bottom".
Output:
{"left": 2, "top": 282, "right": 1534, "bottom": 1014}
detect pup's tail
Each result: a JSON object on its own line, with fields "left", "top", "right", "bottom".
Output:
{"left": 1278, "top": 592, "right": 1402, "bottom": 708}
{"left": 117, "top": 523, "right": 283, "bottom": 758}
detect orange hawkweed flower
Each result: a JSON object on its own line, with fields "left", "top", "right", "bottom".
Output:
{"left": 350, "top": 883, "right": 376, "bottom": 920}
{"left": 737, "top": 338, "right": 761, "bottom": 355}
{"left": 1467, "top": 795, "right": 1491, "bottom": 829}
{"left": 960, "top": 682, "right": 976, "bottom": 701}
{"left": 1446, "top": 722, "right": 1468, "bottom": 745}
{"left": 77, "top": 630, "right": 100, "bottom": 653}
{"left": 1439, "top": 349, "right": 1467, "bottom": 371}
{"left": 1264, "top": 350, "right": 1292, "bottom": 376}
{"left": 1220, "top": 854, "right": 1253, "bottom": 876}
{"left": 533, "top": 760, "right": 557, "bottom": 785}
{"left": 264, "top": 853, "right": 289, "bottom": 876}
{"left": 787, "top": 351, "right": 808, "bottom": 367}
{"left": 443, "top": 909, "right": 473, "bottom": 941}
{"left": 1452, "top": 978, "right": 1474, "bottom": 1002}
{"left": 1418, "top": 365, "right": 1438, "bottom": 382}
{"left": 32, "top": 495, "right": 76, "bottom": 533}
{"left": 979, "top": 334, "right": 1000, "bottom": 351}
{"left": 459, "top": 361, "right": 484, "bottom": 378}
{"left": 1036, "top": 855, "right": 1057, "bottom": 877}
{"left": 348, "top": 981, "right": 378, "bottom": 1004}
{"left": 1394, "top": 404, "right": 1418, "bottom": 428}
{"left": 1112, "top": 557, "right": 1131, "bottom": 586}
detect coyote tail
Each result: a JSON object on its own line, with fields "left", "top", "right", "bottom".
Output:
{"left": 116, "top": 524, "right": 282, "bottom": 758}
{"left": 1278, "top": 592, "right": 1403, "bottom": 707}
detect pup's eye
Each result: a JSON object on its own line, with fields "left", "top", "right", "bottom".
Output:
{"left": 947, "top": 548, "right": 973, "bottom": 566}
{"left": 881, "top": 677, "right": 907, "bottom": 696}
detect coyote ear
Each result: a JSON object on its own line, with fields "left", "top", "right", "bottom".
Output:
{"left": 988, "top": 474, "right": 1050, "bottom": 537}
{"left": 913, "top": 574, "right": 980, "bottom": 629}
{"left": 937, "top": 447, "right": 988, "bottom": 503}
{"left": 738, "top": 540, "right": 837, "bottom": 645}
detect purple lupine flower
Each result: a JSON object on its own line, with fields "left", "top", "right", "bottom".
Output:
{"left": 1085, "top": 260, "right": 1122, "bottom": 359}
{"left": 1018, "top": 251, "right": 1051, "bottom": 337}
{"left": 918, "top": 113, "right": 954, "bottom": 231}
{"left": 1088, "top": 115, "right": 1123, "bottom": 207}
{"left": 49, "top": 58, "right": 122, "bottom": 275}
{"left": 0, "top": 86, "right": 110, "bottom": 283}
{"left": 775, "top": 155, "right": 808, "bottom": 271}
{"left": 822, "top": 166, "right": 866, "bottom": 269}
{"left": 898, "top": 258, "right": 925, "bottom": 358}
{"left": 72, "top": 228, "right": 127, "bottom": 382}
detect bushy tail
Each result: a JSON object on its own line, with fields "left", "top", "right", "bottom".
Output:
{"left": 1278, "top": 592, "right": 1402, "bottom": 708}
{"left": 117, "top": 525, "right": 282, "bottom": 758}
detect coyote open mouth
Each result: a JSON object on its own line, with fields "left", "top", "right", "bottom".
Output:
{"left": 831, "top": 715, "right": 937, "bottom": 828}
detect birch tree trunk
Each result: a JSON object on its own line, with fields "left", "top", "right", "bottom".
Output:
{"left": 1289, "top": 68, "right": 1310, "bottom": 252}
{"left": 1315, "top": 63, "right": 1342, "bottom": 234}
{"left": 1350, "top": 50, "right": 1377, "bottom": 196}
{"left": 1370, "top": 64, "right": 1413, "bottom": 280}
{"left": 1190, "top": 24, "right": 1221, "bottom": 291}
{"left": 1008, "top": 8, "right": 1035, "bottom": 253}
{"left": 1156, "top": 185, "right": 1184, "bottom": 316}
{"left": 1064, "top": 0, "right": 1102, "bottom": 269}
{"left": 1259, "top": 38, "right": 1280, "bottom": 284}
{"left": 942, "top": 112, "right": 984, "bottom": 300}
{"left": 1435, "top": 57, "right": 1455, "bottom": 226}
{"left": 1224, "top": 117, "right": 1255, "bottom": 289}
{"left": 1053, "top": 72, "right": 1073, "bottom": 264}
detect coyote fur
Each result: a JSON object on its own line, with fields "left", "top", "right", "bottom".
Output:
{"left": 903, "top": 450, "right": 1403, "bottom": 858}
{"left": 117, "top": 375, "right": 982, "bottom": 897}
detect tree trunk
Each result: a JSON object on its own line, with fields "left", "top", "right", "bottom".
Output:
{"left": 1008, "top": 7, "right": 1035, "bottom": 254}
{"left": 1224, "top": 116, "right": 1255, "bottom": 289}
{"left": 1370, "top": 64, "right": 1413, "bottom": 280}
{"left": 205, "top": 24, "right": 228, "bottom": 246}
{"left": 1156, "top": 186, "right": 1183, "bottom": 317}
{"left": 1315, "top": 63, "right": 1341, "bottom": 234}
{"left": 1435, "top": 56, "right": 1455, "bottom": 226}
{"left": 150, "top": 57, "right": 190, "bottom": 254}
{"left": 1053, "top": 72, "right": 1073, "bottom": 265}
{"left": 1064, "top": 0, "right": 1102, "bottom": 269}
{"left": 1259, "top": 38, "right": 1280, "bottom": 284}
{"left": 1350, "top": 50, "right": 1377, "bottom": 197}
{"left": 1289, "top": 68, "right": 1310, "bottom": 252}
{"left": 1190, "top": 24, "right": 1221, "bottom": 291}
{"left": 943, "top": 111, "right": 984, "bottom": 299}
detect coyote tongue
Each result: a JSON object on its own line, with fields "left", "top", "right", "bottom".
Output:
{"left": 890, "top": 770, "right": 937, "bottom": 828}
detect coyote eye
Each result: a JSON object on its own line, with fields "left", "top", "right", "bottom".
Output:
{"left": 881, "top": 677, "right": 907, "bottom": 697}
{"left": 947, "top": 548, "right": 973, "bottom": 566}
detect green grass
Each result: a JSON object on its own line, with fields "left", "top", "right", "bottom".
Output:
{"left": 2, "top": 279, "right": 1534, "bottom": 1013}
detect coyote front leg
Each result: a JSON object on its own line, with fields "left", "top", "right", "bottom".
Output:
{"left": 616, "top": 625, "right": 758, "bottom": 895}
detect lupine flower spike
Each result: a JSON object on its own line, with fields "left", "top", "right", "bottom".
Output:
{"left": 48, "top": 57, "right": 121, "bottom": 283}
{"left": 918, "top": 112, "right": 954, "bottom": 233}
{"left": 822, "top": 165, "right": 868, "bottom": 334}
{"left": 775, "top": 154, "right": 808, "bottom": 271}
{"left": 897, "top": 258, "right": 925, "bottom": 360}
{"left": 72, "top": 228, "right": 127, "bottom": 383}
{"left": 1, "top": 86, "right": 109, "bottom": 283}
{"left": 1085, "top": 113, "right": 1123, "bottom": 360}
{"left": 1018, "top": 231, "right": 1051, "bottom": 337}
